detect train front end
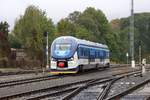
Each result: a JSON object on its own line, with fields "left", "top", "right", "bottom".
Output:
{"left": 50, "top": 36, "right": 79, "bottom": 74}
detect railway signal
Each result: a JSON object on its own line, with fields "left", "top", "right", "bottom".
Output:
{"left": 126, "top": 53, "right": 129, "bottom": 65}
{"left": 44, "top": 31, "right": 49, "bottom": 70}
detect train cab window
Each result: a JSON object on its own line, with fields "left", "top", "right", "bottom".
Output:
{"left": 99, "top": 50, "right": 104, "bottom": 59}
{"left": 78, "top": 47, "right": 84, "bottom": 57}
{"left": 99, "top": 50, "right": 102, "bottom": 58}
{"left": 83, "top": 48, "right": 88, "bottom": 58}
{"left": 85, "top": 48, "right": 89, "bottom": 58}
{"left": 95, "top": 50, "right": 99, "bottom": 58}
{"left": 81, "top": 47, "right": 84, "bottom": 56}
{"left": 106, "top": 52, "right": 109, "bottom": 58}
{"left": 90, "top": 49, "right": 95, "bottom": 58}
{"left": 83, "top": 48, "right": 86, "bottom": 57}
{"left": 56, "top": 44, "right": 71, "bottom": 51}
{"left": 103, "top": 51, "right": 107, "bottom": 58}
{"left": 98, "top": 51, "right": 100, "bottom": 58}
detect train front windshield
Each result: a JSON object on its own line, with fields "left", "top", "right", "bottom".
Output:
{"left": 51, "top": 37, "right": 78, "bottom": 59}
{"left": 56, "top": 44, "right": 71, "bottom": 51}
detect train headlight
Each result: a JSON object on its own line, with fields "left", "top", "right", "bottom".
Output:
{"left": 69, "top": 57, "right": 74, "bottom": 61}
{"left": 51, "top": 58, "right": 56, "bottom": 61}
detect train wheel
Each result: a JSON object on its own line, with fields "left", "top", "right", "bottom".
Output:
{"left": 106, "top": 63, "right": 110, "bottom": 68}
{"left": 95, "top": 64, "right": 99, "bottom": 69}
{"left": 76, "top": 66, "right": 80, "bottom": 73}
{"left": 78, "top": 65, "right": 83, "bottom": 73}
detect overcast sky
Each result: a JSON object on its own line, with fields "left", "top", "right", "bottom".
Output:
{"left": 0, "top": 0, "right": 150, "bottom": 30}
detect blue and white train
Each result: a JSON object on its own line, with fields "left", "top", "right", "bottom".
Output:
{"left": 50, "top": 36, "right": 110, "bottom": 74}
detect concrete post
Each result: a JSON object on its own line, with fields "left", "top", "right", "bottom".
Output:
{"left": 142, "top": 59, "right": 146, "bottom": 75}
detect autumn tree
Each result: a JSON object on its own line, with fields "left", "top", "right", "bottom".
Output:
{"left": 13, "top": 5, "right": 55, "bottom": 66}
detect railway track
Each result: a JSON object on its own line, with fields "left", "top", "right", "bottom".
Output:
{"left": 0, "top": 75, "right": 59, "bottom": 88}
{"left": 27, "top": 77, "right": 113, "bottom": 100}
{"left": 0, "top": 65, "right": 148, "bottom": 100}
{"left": 0, "top": 64, "right": 127, "bottom": 77}
{"left": 0, "top": 65, "right": 131, "bottom": 89}
{"left": 0, "top": 76, "right": 109, "bottom": 100}
{"left": 0, "top": 68, "right": 143, "bottom": 100}
{"left": 0, "top": 69, "right": 49, "bottom": 76}
{"left": 62, "top": 71, "right": 142, "bottom": 100}
{"left": 0, "top": 69, "right": 101, "bottom": 88}
{"left": 106, "top": 78, "right": 150, "bottom": 100}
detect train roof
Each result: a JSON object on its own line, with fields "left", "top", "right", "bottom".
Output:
{"left": 53, "top": 36, "right": 108, "bottom": 49}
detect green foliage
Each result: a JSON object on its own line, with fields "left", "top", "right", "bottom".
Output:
{"left": 67, "top": 11, "right": 81, "bottom": 23}
{"left": 13, "top": 5, "right": 55, "bottom": 61}
{"left": 75, "top": 26, "right": 96, "bottom": 40}
{"left": 57, "top": 19, "right": 76, "bottom": 36}
{"left": 11, "top": 5, "right": 150, "bottom": 63}
{"left": 111, "top": 13, "right": 150, "bottom": 63}
{"left": 8, "top": 34, "right": 21, "bottom": 49}
{"left": 0, "top": 21, "right": 10, "bottom": 58}
{"left": 57, "top": 7, "right": 119, "bottom": 62}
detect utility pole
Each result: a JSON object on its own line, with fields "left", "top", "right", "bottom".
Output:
{"left": 130, "top": 0, "right": 135, "bottom": 68}
{"left": 43, "top": 31, "right": 49, "bottom": 70}
{"left": 46, "top": 32, "right": 49, "bottom": 69}
{"left": 139, "top": 41, "right": 142, "bottom": 66}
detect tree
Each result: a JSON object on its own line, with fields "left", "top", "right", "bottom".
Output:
{"left": 74, "top": 7, "right": 110, "bottom": 43}
{"left": 8, "top": 34, "right": 21, "bottom": 49}
{"left": 57, "top": 19, "right": 76, "bottom": 36}
{"left": 13, "top": 5, "right": 55, "bottom": 65}
{"left": 67, "top": 11, "right": 81, "bottom": 23}
{"left": 110, "top": 13, "right": 150, "bottom": 63}
{"left": 57, "top": 7, "right": 120, "bottom": 62}
{"left": 0, "top": 21, "right": 10, "bottom": 59}
{"left": 57, "top": 7, "right": 111, "bottom": 42}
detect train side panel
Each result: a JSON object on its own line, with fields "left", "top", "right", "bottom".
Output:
{"left": 76, "top": 44, "right": 110, "bottom": 70}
